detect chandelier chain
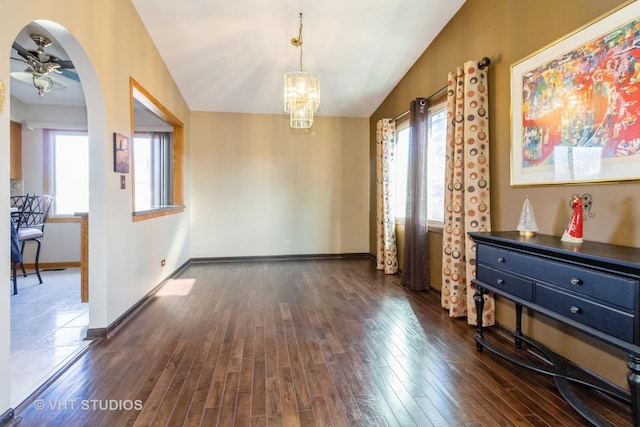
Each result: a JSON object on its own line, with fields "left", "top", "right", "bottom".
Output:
{"left": 299, "top": 13, "right": 303, "bottom": 71}
{"left": 292, "top": 13, "right": 304, "bottom": 72}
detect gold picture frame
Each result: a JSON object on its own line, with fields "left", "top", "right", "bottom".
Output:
{"left": 511, "top": 0, "right": 640, "bottom": 186}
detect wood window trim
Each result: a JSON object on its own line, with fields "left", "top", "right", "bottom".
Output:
{"left": 130, "top": 77, "right": 185, "bottom": 221}
{"left": 132, "top": 205, "right": 185, "bottom": 222}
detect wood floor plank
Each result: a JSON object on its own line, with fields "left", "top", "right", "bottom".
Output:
{"left": 181, "top": 389, "right": 208, "bottom": 427}
{"left": 277, "top": 366, "right": 300, "bottom": 427}
{"left": 250, "top": 359, "right": 266, "bottom": 418}
{"left": 234, "top": 391, "right": 252, "bottom": 427}
{"left": 314, "top": 362, "right": 350, "bottom": 427}
{"left": 204, "top": 306, "right": 237, "bottom": 410}
{"left": 12, "top": 258, "right": 633, "bottom": 426}
{"left": 217, "top": 371, "right": 240, "bottom": 426}
{"left": 280, "top": 305, "right": 312, "bottom": 411}
{"left": 165, "top": 330, "right": 219, "bottom": 426}
{"left": 264, "top": 376, "right": 282, "bottom": 425}
{"left": 238, "top": 314, "right": 256, "bottom": 393}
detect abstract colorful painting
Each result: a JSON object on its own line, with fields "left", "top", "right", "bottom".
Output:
{"left": 511, "top": 1, "right": 640, "bottom": 185}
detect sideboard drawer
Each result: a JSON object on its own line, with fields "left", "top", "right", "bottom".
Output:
{"left": 533, "top": 261, "right": 637, "bottom": 310}
{"left": 476, "top": 245, "right": 545, "bottom": 277}
{"left": 535, "top": 285, "right": 635, "bottom": 343}
{"left": 477, "top": 264, "right": 533, "bottom": 301}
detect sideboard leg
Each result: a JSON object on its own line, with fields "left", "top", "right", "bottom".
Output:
{"left": 628, "top": 354, "right": 640, "bottom": 427}
{"left": 474, "top": 285, "right": 485, "bottom": 351}
{"left": 514, "top": 303, "right": 523, "bottom": 349}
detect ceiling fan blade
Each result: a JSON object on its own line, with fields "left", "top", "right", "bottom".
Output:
{"left": 10, "top": 56, "right": 30, "bottom": 66}
{"left": 52, "top": 58, "right": 74, "bottom": 69}
{"left": 13, "top": 37, "right": 75, "bottom": 70}
{"left": 60, "top": 68, "right": 80, "bottom": 82}
{"left": 12, "top": 41, "right": 36, "bottom": 62}
{"left": 28, "top": 49, "right": 73, "bottom": 69}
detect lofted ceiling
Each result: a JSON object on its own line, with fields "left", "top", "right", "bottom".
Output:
{"left": 10, "top": 1, "right": 466, "bottom": 118}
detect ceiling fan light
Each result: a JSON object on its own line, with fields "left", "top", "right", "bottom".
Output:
{"left": 32, "top": 74, "right": 53, "bottom": 96}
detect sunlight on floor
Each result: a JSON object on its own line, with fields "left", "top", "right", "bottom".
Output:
{"left": 155, "top": 278, "right": 196, "bottom": 296}
{"left": 10, "top": 268, "right": 90, "bottom": 407}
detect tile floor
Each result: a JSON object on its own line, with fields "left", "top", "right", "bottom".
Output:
{"left": 10, "top": 267, "right": 90, "bottom": 407}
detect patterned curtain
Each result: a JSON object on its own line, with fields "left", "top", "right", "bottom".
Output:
{"left": 376, "top": 119, "right": 399, "bottom": 274}
{"left": 441, "top": 60, "right": 493, "bottom": 326}
{"left": 400, "top": 99, "right": 430, "bottom": 291}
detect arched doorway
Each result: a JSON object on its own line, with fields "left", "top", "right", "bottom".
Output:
{"left": 7, "top": 19, "right": 106, "bottom": 407}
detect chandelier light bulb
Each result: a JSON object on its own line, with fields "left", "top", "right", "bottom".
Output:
{"left": 283, "top": 13, "right": 320, "bottom": 129}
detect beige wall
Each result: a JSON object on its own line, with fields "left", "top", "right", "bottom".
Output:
{"left": 371, "top": 0, "right": 633, "bottom": 387}
{"left": 190, "top": 112, "right": 369, "bottom": 257}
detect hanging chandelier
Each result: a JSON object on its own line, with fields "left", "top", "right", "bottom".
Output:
{"left": 284, "top": 13, "right": 320, "bottom": 129}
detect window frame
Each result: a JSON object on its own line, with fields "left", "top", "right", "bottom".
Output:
{"left": 130, "top": 78, "right": 185, "bottom": 221}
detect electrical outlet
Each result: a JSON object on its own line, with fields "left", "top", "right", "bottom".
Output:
{"left": 160, "top": 259, "right": 166, "bottom": 267}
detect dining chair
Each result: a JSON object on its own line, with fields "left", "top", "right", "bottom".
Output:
{"left": 10, "top": 216, "right": 22, "bottom": 295}
{"left": 14, "top": 194, "right": 54, "bottom": 286}
{"left": 10, "top": 194, "right": 29, "bottom": 221}
{"left": 10, "top": 194, "right": 30, "bottom": 209}
{"left": 10, "top": 194, "right": 30, "bottom": 294}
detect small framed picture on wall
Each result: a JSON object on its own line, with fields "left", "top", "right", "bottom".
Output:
{"left": 113, "top": 133, "right": 130, "bottom": 173}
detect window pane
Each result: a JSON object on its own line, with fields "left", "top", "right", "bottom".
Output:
{"left": 52, "top": 132, "right": 89, "bottom": 215}
{"left": 394, "top": 126, "right": 410, "bottom": 219}
{"left": 134, "top": 132, "right": 174, "bottom": 210}
{"left": 427, "top": 105, "right": 447, "bottom": 224}
{"left": 134, "top": 136, "right": 152, "bottom": 211}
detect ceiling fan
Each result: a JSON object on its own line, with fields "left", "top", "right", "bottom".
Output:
{"left": 10, "top": 33, "right": 79, "bottom": 96}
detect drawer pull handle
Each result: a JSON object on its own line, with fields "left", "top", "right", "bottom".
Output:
{"left": 496, "top": 279, "right": 505, "bottom": 285}
{"left": 570, "top": 306, "right": 581, "bottom": 314}
{"left": 570, "top": 278, "right": 582, "bottom": 286}
{"left": 497, "top": 257, "right": 505, "bottom": 263}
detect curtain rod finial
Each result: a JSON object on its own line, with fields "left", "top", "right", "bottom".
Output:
{"left": 478, "top": 57, "right": 491, "bottom": 70}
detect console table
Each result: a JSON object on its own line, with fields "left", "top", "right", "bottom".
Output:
{"left": 469, "top": 231, "right": 640, "bottom": 426}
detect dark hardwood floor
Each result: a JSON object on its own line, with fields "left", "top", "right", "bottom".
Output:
{"left": 11, "top": 258, "right": 632, "bottom": 426}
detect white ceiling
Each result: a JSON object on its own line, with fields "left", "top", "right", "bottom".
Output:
{"left": 10, "top": 1, "right": 466, "bottom": 118}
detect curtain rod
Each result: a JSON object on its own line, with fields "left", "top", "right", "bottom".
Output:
{"left": 393, "top": 110, "right": 409, "bottom": 121}
{"left": 391, "top": 57, "right": 490, "bottom": 121}
{"left": 392, "top": 85, "right": 447, "bottom": 121}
